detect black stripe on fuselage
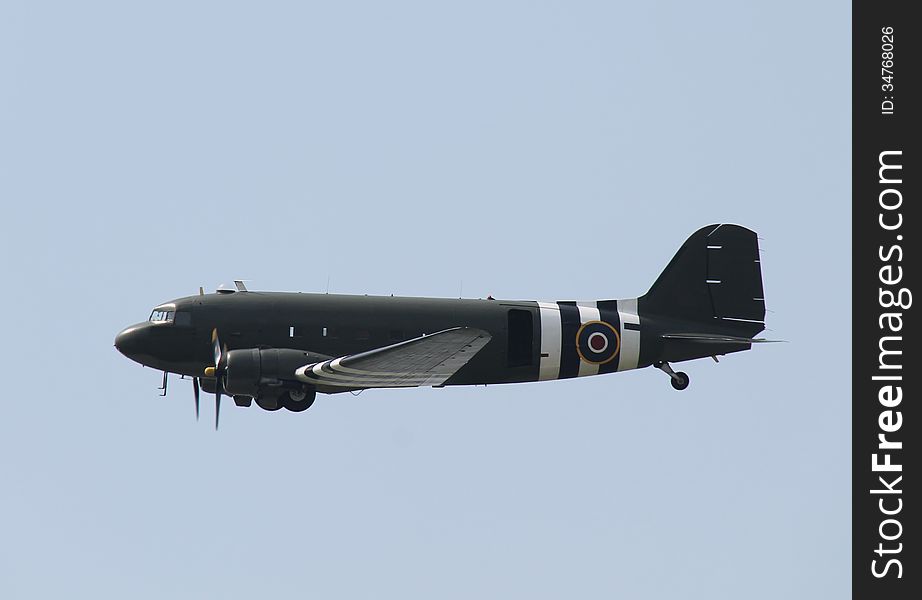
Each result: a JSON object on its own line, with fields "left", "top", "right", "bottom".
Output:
{"left": 597, "top": 299, "right": 621, "bottom": 374}
{"left": 557, "top": 301, "right": 581, "bottom": 379}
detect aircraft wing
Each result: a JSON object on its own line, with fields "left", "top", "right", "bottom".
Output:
{"left": 294, "top": 327, "right": 491, "bottom": 389}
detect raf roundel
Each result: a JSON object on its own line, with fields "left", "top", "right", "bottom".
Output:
{"left": 575, "top": 320, "right": 621, "bottom": 365}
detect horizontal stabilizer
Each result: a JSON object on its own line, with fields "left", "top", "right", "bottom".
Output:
{"left": 661, "top": 333, "right": 785, "bottom": 344}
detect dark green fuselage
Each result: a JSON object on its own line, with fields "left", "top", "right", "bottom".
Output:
{"left": 117, "top": 291, "right": 549, "bottom": 387}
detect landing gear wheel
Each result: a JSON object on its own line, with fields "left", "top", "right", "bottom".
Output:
{"left": 280, "top": 389, "right": 316, "bottom": 412}
{"left": 655, "top": 361, "right": 690, "bottom": 391}
{"left": 670, "top": 372, "right": 690, "bottom": 391}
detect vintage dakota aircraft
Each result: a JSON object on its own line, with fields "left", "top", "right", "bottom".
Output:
{"left": 115, "top": 224, "right": 774, "bottom": 427}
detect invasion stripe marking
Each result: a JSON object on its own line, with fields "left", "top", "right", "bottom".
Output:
{"left": 575, "top": 302, "right": 602, "bottom": 377}
{"left": 617, "top": 297, "right": 640, "bottom": 371}
{"left": 537, "top": 302, "right": 562, "bottom": 381}
{"left": 300, "top": 375, "right": 434, "bottom": 388}
{"left": 557, "top": 302, "right": 581, "bottom": 379}
{"left": 306, "top": 362, "right": 445, "bottom": 383}
{"left": 597, "top": 299, "right": 622, "bottom": 374}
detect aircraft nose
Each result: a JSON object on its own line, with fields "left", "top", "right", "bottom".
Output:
{"left": 114, "top": 325, "right": 145, "bottom": 359}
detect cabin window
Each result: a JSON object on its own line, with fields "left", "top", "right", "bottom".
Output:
{"left": 507, "top": 309, "right": 534, "bottom": 367}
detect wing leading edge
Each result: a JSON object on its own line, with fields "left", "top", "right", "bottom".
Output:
{"left": 294, "top": 327, "right": 492, "bottom": 389}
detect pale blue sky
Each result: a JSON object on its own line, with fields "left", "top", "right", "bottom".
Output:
{"left": 1, "top": 1, "right": 849, "bottom": 598}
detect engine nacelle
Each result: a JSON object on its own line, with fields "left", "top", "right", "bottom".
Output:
{"left": 223, "top": 348, "right": 330, "bottom": 398}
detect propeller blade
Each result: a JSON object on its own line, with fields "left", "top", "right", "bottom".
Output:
{"left": 209, "top": 329, "right": 227, "bottom": 430}
{"left": 193, "top": 377, "right": 200, "bottom": 421}
{"left": 215, "top": 390, "right": 221, "bottom": 430}
{"left": 212, "top": 328, "right": 223, "bottom": 369}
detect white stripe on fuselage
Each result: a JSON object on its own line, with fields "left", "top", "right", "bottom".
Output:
{"left": 617, "top": 297, "right": 640, "bottom": 371}
{"left": 537, "top": 302, "right": 562, "bottom": 381}
{"left": 576, "top": 301, "right": 601, "bottom": 377}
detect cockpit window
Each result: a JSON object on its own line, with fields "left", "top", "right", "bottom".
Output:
{"left": 149, "top": 310, "right": 175, "bottom": 323}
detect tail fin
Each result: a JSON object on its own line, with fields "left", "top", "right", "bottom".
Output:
{"left": 640, "top": 224, "right": 765, "bottom": 338}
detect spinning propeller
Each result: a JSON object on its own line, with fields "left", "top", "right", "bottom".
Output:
{"left": 203, "top": 328, "right": 227, "bottom": 430}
